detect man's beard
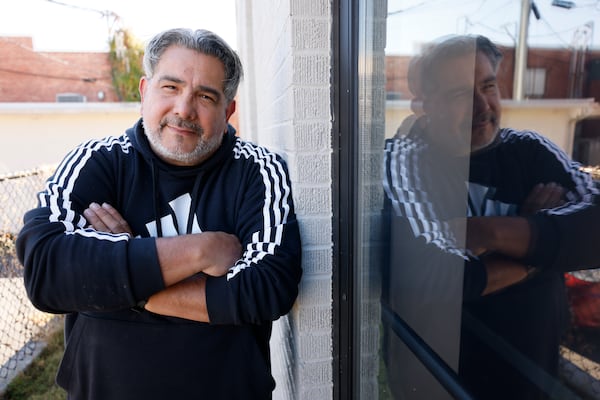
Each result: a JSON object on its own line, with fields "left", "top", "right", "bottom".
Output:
{"left": 143, "top": 117, "right": 223, "bottom": 166}
{"left": 469, "top": 111, "right": 500, "bottom": 152}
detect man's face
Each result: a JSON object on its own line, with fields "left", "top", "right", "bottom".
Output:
{"left": 424, "top": 51, "right": 501, "bottom": 155}
{"left": 139, "top": 46, "right": 236, "bottom": 166}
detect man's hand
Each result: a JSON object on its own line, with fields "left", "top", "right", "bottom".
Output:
{"left": 520, "top": 182, "right": 566, "bottom": 216}
{"left": 84, "top": 202, "right": 133, "bottom": 235}
{"left": 466, "top": 216, "right": 531, "bottom": 259}
{"left": 194, "top": 232, "right": 243, "bottom": 277}
{"left": 156, "top": 232, "right": 241, "bottom": 284}
{"left": 481, "top": 254, "right": 530, "bottom": 295}
{"left": 155, "top": 231, "right": 241, "bottom": 281}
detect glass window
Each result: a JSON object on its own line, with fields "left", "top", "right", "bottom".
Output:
{"left": 354, "top": 1, "right": 600, "bottom": 398}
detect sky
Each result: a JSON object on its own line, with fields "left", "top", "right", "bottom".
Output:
{"left": 386, "top": 0, "right": 600, "bottom": 54}
{"left": 0, "top": 0, "right": 238, "bottom": 51}
{"left": 0, "top": 0, "right": 599, "bottom": 55}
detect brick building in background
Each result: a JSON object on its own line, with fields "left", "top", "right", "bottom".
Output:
{"left": 385, "top": 46, "right": 600, "bottom": 102}
{"left": 0, "top": 35, "right": 240, "bottom": 130}
{"left": 0, "top": 36, "right": 119, "bottom": 102}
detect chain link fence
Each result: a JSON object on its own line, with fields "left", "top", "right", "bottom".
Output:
{"left": 0, "top": 166, "right": 59, "bottom": 388}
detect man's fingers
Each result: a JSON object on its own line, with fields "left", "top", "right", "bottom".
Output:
{"left": 83, "top": 204, "right": 109, "bottom": 231}
{"left": 534, "top": 183, "right": 566, "bottom": 209}
{"left": 101, "top": 203, "right": 133, "bottom": 233}
{"left": 543, "top": 183, "right": 566, "bottom": 208}
{"left": 521, "top": 183, "right": 566, "bottom": 216}
{"left": 199, "top": 232, "right": 242, "bottom": 277}
{"left": 83, "top": 202, "right": 132, "bottom": 235}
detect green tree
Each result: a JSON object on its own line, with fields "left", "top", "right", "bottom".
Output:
{"left": 109, "top": 29, "right": 144, "bottom": 102}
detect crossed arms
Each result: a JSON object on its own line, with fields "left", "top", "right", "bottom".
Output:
{"left": 467, "top": 182, "right": 567, "bottom": 295}
{"left": 83, "top": 202, "right": 241, "bottom": 322}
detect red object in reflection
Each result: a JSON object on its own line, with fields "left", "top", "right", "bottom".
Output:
{"left": 565, "top": 272, "right": 600, "bottom": 329}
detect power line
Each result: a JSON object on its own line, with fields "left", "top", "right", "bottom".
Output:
{"left": 387, "top": 0, "right": 599, "bottom": 51}
{"left": 388, "top": 0, "right": 462, "bottom": 16}
{"left": 0, "top": 67, "right": 109, "bottom": 83}
{"left": 46, "top": 0, "right": 118, "bottom": 19}
{"left": 388, "top": 1, "right": 429, "bottom": 16}
{"left": 45, "top": 0, "right": 122, "bottom": 36}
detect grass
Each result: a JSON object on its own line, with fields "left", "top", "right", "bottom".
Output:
{"left": 1, "top": 325, "right": 66, "bottom": 400}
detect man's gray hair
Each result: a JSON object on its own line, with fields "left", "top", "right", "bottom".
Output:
{"left": 419, "top": 34, "right": 503, "bottom": 96}
{"left": 143, "top": 28, "right": 243, "bottom": 103}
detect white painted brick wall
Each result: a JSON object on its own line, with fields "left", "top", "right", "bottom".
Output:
{"left": 235, "top": 1, "right": 334, "bottom": 399}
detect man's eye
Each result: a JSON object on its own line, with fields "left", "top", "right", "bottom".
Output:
{"left": 199, "top": 94, "right": 216, "bottom": 102}
{"left": 483, "top": 83, "right": 497, "bottom": 92}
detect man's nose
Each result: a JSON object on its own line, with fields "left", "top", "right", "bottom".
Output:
{"left": 173, "top": 94, "right": 197, "bottom": 120}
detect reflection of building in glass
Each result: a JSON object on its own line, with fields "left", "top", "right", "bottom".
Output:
{"left": 385, "top": 47, "right": 600, "bottom": 102}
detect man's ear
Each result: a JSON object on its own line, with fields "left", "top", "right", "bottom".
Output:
{"left": 138, "top": 77, "right": 147, "bottom": 114}
{"left": 225, "top": 100, "right": 236, "bottom": 121}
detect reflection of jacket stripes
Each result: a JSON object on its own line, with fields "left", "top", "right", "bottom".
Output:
{"left": 384, "top": 125, "right": 600, "bottom": 273}
{"left": 512, "top": 129, "right": 599, "bottom": 214}
{"left": 383, "top": 134, "right": 468, "bottom": 258}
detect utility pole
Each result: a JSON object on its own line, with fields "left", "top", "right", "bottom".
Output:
{"left": 569, "top": 21, "right": 593, "bottom": 98}
{"left": 513, "top": 0, "right": 531, "bottom": 100}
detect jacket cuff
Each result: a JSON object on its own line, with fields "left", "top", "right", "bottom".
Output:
{"left": 127, "top": 238, "right": 165, "bottom": 301}
{"left": 522, "top": 215, "right": 559, "bottom": 269}
{"left": 205, "top": 275, "right": 239, "bottom": 325}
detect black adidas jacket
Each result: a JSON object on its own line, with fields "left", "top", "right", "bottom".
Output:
{"left": 17, "top": 119, "right": 302, "bottom": 400}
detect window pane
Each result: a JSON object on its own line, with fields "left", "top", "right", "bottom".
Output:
{"left": 356, "top": 1, "right": 600, "bottom": 399}
{"left": 355, "top": 0, "right": 389, "bottom": 398}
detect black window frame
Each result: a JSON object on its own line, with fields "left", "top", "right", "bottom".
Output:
{"left": 332, "top": 0, "right": 358, "bottom": 398}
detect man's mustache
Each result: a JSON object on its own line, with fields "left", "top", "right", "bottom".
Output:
{"left": 472, "top": 112, "right": 497, "bottom": 126}
{"left": 159, "top": 117, "right": 204, "bottom": 135}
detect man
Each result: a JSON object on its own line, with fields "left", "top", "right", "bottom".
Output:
{"left": 382, "top": 35, "right": 600, "bottom": 399}
{"left": 17, "top": 28, "right": 302, "bottom": 400}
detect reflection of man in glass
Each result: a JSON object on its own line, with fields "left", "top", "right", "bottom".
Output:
{"left": 382, "top": 34, "right": 600, "bottom": 399}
